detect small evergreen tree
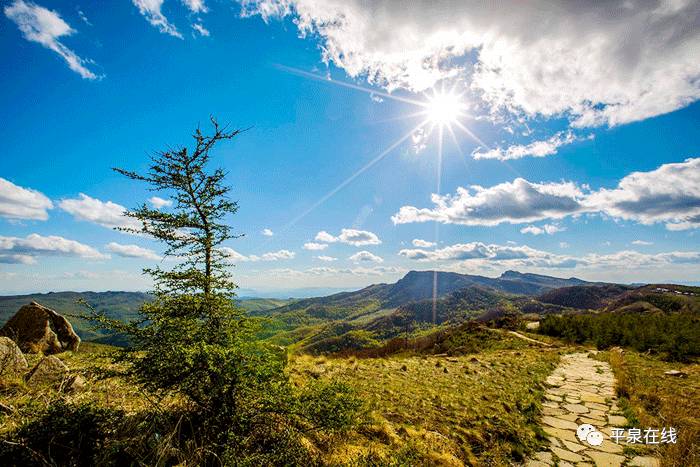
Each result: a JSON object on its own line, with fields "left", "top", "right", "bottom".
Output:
{"left": 87, "top": 118, "right": 362, "bottom": 463}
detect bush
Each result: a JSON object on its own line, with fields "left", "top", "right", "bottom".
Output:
{"left": 0, "top": 402, "right": 124, "bottom": 466}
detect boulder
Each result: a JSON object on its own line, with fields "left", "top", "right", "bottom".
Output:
{"left": 0, "top": 336, "right": 27, "bottom": 376}
{"left": 65, "top": 374, "right": 86, "bottom": 393}
{"left": 0, "top": 301, "right": 80, "bottom": 354}
{"left": 26, "top": 355, "right": 69, "bottom": 386}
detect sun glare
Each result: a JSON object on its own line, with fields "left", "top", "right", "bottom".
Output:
{"left": 426, "top": 92, "right": 463, "bottom": 126}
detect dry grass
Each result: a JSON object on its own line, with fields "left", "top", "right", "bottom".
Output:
{"left": 290, "top": 346, "right": 560, "bottom": 465}
{"left": 3, "top": 339, "right": 561, "bottom": 466}
{"left": 0, "top": 343, "right": 158, "bottom": 437}
{"left": 605, "top": 350, "right": 700, "bottom": 467}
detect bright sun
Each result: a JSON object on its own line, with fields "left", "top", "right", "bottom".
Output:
{"left": 426, "top": 92, "right": 463, "bottom": 126}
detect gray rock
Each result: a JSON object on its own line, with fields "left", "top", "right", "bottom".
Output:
{"left": 65, "top": 374, "right": 87, "bottom": 393}
{"left": 26, "top": 355, "right": 69, "bottom": 386}
{"left": 0, "top": 336, "right": 27, "bottom": 376}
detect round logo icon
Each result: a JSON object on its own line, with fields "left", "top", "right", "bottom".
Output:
{"left": 586, "top": 430, "right": 604, "bottom": 446}
{"left": 577, "top": 424, "right": 596, "bottom": 442}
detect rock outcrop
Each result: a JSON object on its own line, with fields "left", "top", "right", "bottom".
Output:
{"left": 26, "top": 355, "right": 69, "bottom": 386}
{"left": 0, "top": 302, "right": 80, "bottom": 354}
{"left": 0, "top": 336, "right": 27, "bottom": 376}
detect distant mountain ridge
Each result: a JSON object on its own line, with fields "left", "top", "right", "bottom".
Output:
{"left": 260, "top": 269, "right": 599, "bottom": 320}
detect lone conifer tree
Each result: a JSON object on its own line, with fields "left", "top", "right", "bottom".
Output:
{"left": 87, "top": 119, "right": 361, "bottom": 463}
{"left": 94, "top": 118, "right": 267, "bottom": 411}
{"left": 114, "top": 118, "right": 241, "bottom": 329}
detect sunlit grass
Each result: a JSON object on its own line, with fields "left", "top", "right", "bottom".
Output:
{"left": 290, "top": 347, "right": 559, "bottom": 465}
{"left": 604, "top": 350, "right": 700, "bottom": 466}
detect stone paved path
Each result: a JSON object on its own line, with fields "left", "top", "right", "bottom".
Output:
{"left": 526, "top": 352, "right": 660, "bottom": 467}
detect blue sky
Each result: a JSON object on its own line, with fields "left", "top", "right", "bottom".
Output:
{"left": 1, "top": 0, "right": 699, "bottom": 295}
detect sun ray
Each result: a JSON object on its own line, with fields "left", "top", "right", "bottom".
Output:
{"left": 282, "top": 119, "right": 430, "bottom": 231}
{"left": 453, "top": 119, "right": 490, "bottom": 149}
{"left": 274, "top": 64, "right": 426, "bottom": 107}
{"left": 446, "top": 124, "right": 463, "bottom": 156}
{"left": 367, "top": 110, "right": 433, "bottom": 125}
{"left": 432, "top": 124, "right": 445, "bottom": 324}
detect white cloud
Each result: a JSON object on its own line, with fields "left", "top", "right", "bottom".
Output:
{"left": 192, "top": 22, "right": 209, "bottom": 36}
{"left": 393, "top": 178, "right": 585, "bottom": 227}
{"left": 520, "top": 224, "right": 565, "bottom": 236}
{"left": 221, "top": 247, "right": 295, "bottom": 262}
{"left": 393, "top": 158, "right": 700, "bottom": 230}
{"left": 349, "top": 250, "right": 384, "bottom": 263}
{"left": 582, "top": 250, "right": 700, "bottom": 269}
{"left": 586, "top": 158, "right": 700, "bottom": 230}
{"left": 0, "top": 177, "right": 53, "bottom": 220}
{"left": 315, "top": 228, "right": 381, "bottom": 246}
{"left": 0, "top": 254, "right": 36, "bottom": 265}
{"left": 241, "top": 0, "right": 700, "bottom": 127}
{"left": 631, "top": 240, "right": 653, "bottom": 246}
{"left": 314, "top": 230, "right": 338, "bottom": 243}
{"left": 399, "top": 241, "right": 700, "bottom": 271}
{"left": 559, "top": 242, "right": 569, "bottom": 249}
{"left": 220, "top": 247, "right": 248, "bottom": 262}
{"left": 412, "top": 238, "right": 436, "bottom": 248}
{"left": 182, "top": 0, "right": 207, "bottom": 13}
{"left": 4, "top": 0, "right": 99, "bottom": 79}
{"left": 149, "top": 196, "right": 172, "bottom": 209}
{"left": 0, "top": 233, "right": 108, "bottom": 261}
{"left": 260, "top": 249, "right": 295, "bottom": 261}
{"left": 473, "top": 131, "right": 580, "bottom": 161}
{"left": 106, "top": 242, "right": 161, "bottom": 260}
{"left": 132, "top": 0, "right": 182, "bottom": 38}
{"left": 411, "top": 127, "right": 428, "bottom": 154}
{"left": 267, "top": 265, "right": 403, "bottom": 277}
{"left": 399, "top": 242, "right": 578, "bottom": 268}
{"left": 77, "top": 8, "right": 91, "bottom": 25}
{"left": 665, "top": 221, "right": 700, "bottom": 231}
{"left": 315, "top": 255, "right": 337, "bottom": 262}
{"left": 59, "top": 194, "right": 141, "bottom": 231}
{"left": 303, "top": 242, "right": 328, "bottom": 251}
{"left": 261, "top": 228, "right": 274, "bottom": 236}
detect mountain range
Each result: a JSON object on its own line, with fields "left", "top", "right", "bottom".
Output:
{"left": 3, "top": 270, "right": 697, "bottom": 351}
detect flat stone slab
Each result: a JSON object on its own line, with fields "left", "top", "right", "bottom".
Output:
{"left": 629, "top": 456, "right": 661, "bottom": 467}
{"left": 562, "top": 403, "right": 589, "bottom": 414}
{"left": 551, "top": 447, "right": 584, "bottom": 463}
{"left": 545, "top": 393, "right": 563, "bottom": 402}
{"left": 608, "top": 415, "right": 628, "bottom": 426}
{"left": 580, "top": 392, "right": 607, "bottom": 404}
{"left": 586, "top": 450, "right": 625, "bottom": 467}
{"left": 542, "top": 416, "right": 579, "bottom": 431}
{"left": 562, "top": 440, "right": 586, "bottom": 452}
{"left": 526, "top": 461, "right": 549, "bottom": 467}
{"left": 543, "top": 426, "right": 578, "bottom": 443}
{"left": 543, "top": 406, "right": 566, "bottom": 416}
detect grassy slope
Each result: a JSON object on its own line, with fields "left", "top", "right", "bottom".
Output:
{"left": 604, "top": 350, "right": 700, "bottom": 466}
{"left": 291, "top": 337, "right": 560, "bottom": 465}
{"left": 0, "top": 343, "right": 150, "bottom": 437}
{"left": 2, "top": 335, "right": 559, "bottom": 466}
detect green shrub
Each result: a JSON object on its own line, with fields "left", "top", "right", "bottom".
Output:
{"left": 0, "top": 402, "right": 124, "bottom": 466}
